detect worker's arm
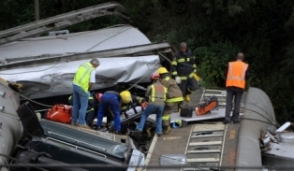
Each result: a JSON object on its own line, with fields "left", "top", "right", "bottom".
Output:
{"left": 135, "top": 96, "right": 146, "bottom": 104}
{"left": 245, "top": 68, "right": 250, "bottom": 80}
{"left": 170, "top": 56, "right": 178, "bottom": 78}
{"left": 191, "top": 52, "right": 197, "bottom": 71}
{"left": 87, "top": 96, "right": 95, "bottom": 109}
{"left": 145, "top": 86, "right": 151, "bottom": 101}
{"left": 88, "top": 70, "right": 96, "bottom": 91}
{"left": 68, "top": 95, "right": 73, "bottom": 105}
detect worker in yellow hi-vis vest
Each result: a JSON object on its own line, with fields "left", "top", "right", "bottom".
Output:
{"left": 135, "top": 73, "right": 167, "bottom": 136}
{"left": 72, "top": 59, "right": 100, "bottom": 129}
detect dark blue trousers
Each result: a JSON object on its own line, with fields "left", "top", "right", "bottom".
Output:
{"left": 97, "top": 93, "right": 121, "bottom": 131}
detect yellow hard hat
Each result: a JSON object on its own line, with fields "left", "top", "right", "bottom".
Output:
{"left": 157, "top": 67, "right": 169, "bottom": 74}
{"left": 120, "top": 90, "right": 131, "bottom": 104}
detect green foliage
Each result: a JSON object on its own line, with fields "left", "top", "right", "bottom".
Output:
{"left": 195, "top": 41, "right": 239, "bottom": 87}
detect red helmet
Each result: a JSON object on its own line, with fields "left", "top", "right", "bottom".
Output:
{"left": 95, "top": 93, "right": 103, "bottom": 101}
{"left": 151, "top": 73, "right": 160, "bottom": 80}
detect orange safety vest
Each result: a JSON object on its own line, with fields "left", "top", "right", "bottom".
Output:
{"left": 226, "top": 61, "right": 249, "bottom": 89}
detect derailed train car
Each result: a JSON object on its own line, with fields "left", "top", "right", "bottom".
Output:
{"left": 0, "top": 2, "right": 171, "bottom": 100}
{"left": 0, "top": 79, "right": 145, "bottom": 171}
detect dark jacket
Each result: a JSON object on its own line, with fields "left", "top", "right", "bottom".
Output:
{"left": 171, "top": 49, "right": 196, "bottom": 77}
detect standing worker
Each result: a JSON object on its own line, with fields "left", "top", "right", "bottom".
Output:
{"left": 96, "top": 90, "right": 131, "bottom": 133}
{"left": 135, "top": 73, "right": 167, "bottom": 136}
{"left": 72, "top": 59, "right": 100, "bottom": 128}
{"left": 68, "top": 93, "right": 96, "bottom": 128}
{"left": 224, "top": 52, "right": 249, "bottom": 124}
{"left": 171, "top": 42, "right": 198, "bottom": 102}
{"left": 158, "top": 67, "right": 184, "bottom": 134}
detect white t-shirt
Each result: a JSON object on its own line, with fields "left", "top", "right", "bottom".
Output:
{"left": 90, "top": 70, "right": 96, "bottom": 83}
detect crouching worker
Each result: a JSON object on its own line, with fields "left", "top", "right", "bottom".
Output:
{"left": 158, "top": 67, "right": 184, "bottom": 134}
{"left": 120, "top": 90, "right": 147, "bottom": 117}
{"left": 135, "top": 73, "right": 167, "bottom": 136}
{"left": 68, "top": 93, "right": 96, "bottom": 127}
{"left": 97, "top": 90, "right": 131, "bottom": 134}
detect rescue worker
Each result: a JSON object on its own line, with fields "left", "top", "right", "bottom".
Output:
{"left": 120, "top": 91, "right": 146, "bottom": 117}
{"left": 158, "top": 67, "right": 184, "bottom": 134}
{"left": 224, "top": 52, "right": 249, "bottom": 124}
{"left": 72, "top": 59, "right": 99, "bottom": 128}
{"left": 171, "top": 42, "right": 198, "bottom": 102}
{"left": 94, "top": 93, "right": 116, "bottom": 129}
{"left": 135, "top": 73, "right": 167, "bottom": 136}
{"left": 68, "top": 93, "right": 95, "bottom": 128}
{"left": 96, "top": 90, "right": 131, "bottom": 133}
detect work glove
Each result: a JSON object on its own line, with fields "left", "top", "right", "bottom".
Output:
{"left": 175, "top": 76, "right": 181, "bottom": 84}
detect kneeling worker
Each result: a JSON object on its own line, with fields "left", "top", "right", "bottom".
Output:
{"left": 158, "top": 67, "right": 184, "bottom": 134}
{"left": 136, "top": 73, "right": 167, "bottom": 136}
{"left": 97, "top": 90, "right": 131, "bottom": 133}
{"left": 120, "top": 90, "right": 146, "bottom": 117}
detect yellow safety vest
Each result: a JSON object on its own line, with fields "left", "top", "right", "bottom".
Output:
{"left": 73, "top": 62, "right": 94, "bottom": 93}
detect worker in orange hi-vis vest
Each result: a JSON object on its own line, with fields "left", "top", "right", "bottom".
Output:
{"left": 224, "top": 52, "right": 250, "bottom": 124}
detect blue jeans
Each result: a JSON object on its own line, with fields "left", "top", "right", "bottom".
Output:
{"left": 136, "top": 104, "right": 164, "bottom": 134}
{"left": 72, "top": 84, "right": 89, "bottom": 125}
{"left": 97, "top": 94, "right": 121, "bottom": 131}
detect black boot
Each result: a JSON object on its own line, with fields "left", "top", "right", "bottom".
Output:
{"left": 223, "top": 117, "right": 231, "bottom": 124}
{"left": 232, "top": 113, "right": 240, "bottom": 123}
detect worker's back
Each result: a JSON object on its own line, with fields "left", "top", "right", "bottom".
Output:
{"left": 146, "top": 82, "right": 167, "bottom": 105}
{"left": 226, "top": 61, "right": 248, "bottom": 89}
{"left": 160, "top": 76, "right": 183, "bottom": 101}
{"left": 72, "top": 62, "right": 94, "bottom": 92}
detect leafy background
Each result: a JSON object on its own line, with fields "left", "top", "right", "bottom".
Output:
{"left": 0, "top": 0, "right": 294, "bottom": 123}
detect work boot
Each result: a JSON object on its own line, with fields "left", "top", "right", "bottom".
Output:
{"left": 71, "top": 122, "right": 78, "bottom": 126}
{"left": 163, "top": 126, "right": 171, "bottom": 135}
{"left": 146, "top": 129, "right": 152, "bottom": 138}
{"left": 185, "top": 94, "right": 191, "bottom": 102}
{"left": 78, "top": 124, "right": 90, "bottom": 129}
{"left": 113, "top": 130, "right": 122, "bottom": 135}
{"left": 223, "top": 117, "right": 231, "bottom": 124}
{"left": 97, "top": 127, "right": 108, "bottom": 132}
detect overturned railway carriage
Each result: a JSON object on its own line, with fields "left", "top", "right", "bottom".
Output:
{"left": 0, "top": 25, "right": 167, "bottom": 99}
{"left": 0, "top": 80, "right": 145, "bottom": 171}
{"left": 2, "top": 78, "right": 294, "bottom": 171}
{"left": 1, "top": 1, "right": 294, "bottom": 171}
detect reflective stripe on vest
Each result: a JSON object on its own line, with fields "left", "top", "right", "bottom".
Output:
{"left": 171, "top": 61, "right": 177, "bottom": 66}
{"left": 162, "top": 115, "right": 170, "bottom": 121}
{"left": 166, "top": 97, "right": 184, "bottom": 103}
{"left": 165, "top": 77, "right": 171, "bottom": 81}
{"left": 150, "top": 84, "right": 167, "bottom": 102}
{"left": 226, "top": 61, "right": 248, "bottom": 89}
{"left": 177, "top": 57, "right": 190, "bottom": 63}
{"left": 68, "top": 95, "right": 93, "bottom": 100}
{"left": 73, "top": 62, "right": 94, "bottom": 92}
